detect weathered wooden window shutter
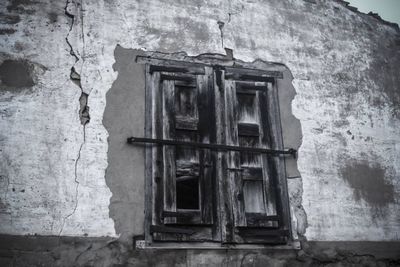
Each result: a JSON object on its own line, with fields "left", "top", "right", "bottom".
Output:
{"left": 223, "top": 67, "right": 291, "bottom": 244}
{"left": 148, "top": 64, "right": 217, "bottom": 241}
{"left": 138, "top": 58, "right": 293, "bottom": 245}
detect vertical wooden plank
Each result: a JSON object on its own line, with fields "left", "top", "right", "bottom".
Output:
{"left": 145, "top": 64, "right": 153, "bottom": 244}
{"left": 267, "top": 80, "right": 291, "bottom": 232}
{"left": 213, "top": 69, "right": 227, "bottom": 243}
{"left": 197, "top": 68, "right": 214, "bottom": 225}
{"left": 258, "top": 88, "right": 278, "bottom": 216}
{"left": 225, "top": 79, "right": 246, "bottom": 228}
{"left": 162, "top": 79, "right": 177, "bottom": 224}
{"left": 150, "top": 71, "right": 163, "bottom": 230}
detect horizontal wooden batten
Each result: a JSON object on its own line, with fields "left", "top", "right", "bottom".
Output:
{"left": 150, "top": 225, "right": 195, "bottom": 235}
{"left": 175, "top": 175, "right": 199, "bottom": 182}
{"left": 238, "top": 123, "right": 260, "bottom": 137}
{"left": 241, "top": 167, "right": 263, "bottom": 181}
{"left": 175, "top": 116, "right": 198, "bottom": 131}
{"left": 225, "top": 67, "right": 283, "bottom": 79}
{"left": 245, "top": 213, "right": 280, "bottom": 227}
{"left": 245, "top": 213, "right": 280, "bottom": 221}
{"left": 237, "top": 228, "right": 289, "bottom": 237}
{"left": 226, "top": 74, "right": 275, "bottom": 83}
{"left": 149, "top": 65, "right": 205, "bottom": 75}
{"left": 162, "top": 211, "right": 200, "bottom": 218}
{"left": 137, "top": 56, "right": 206, "bottom": 74}
{"left": 236, "top": 81, "right": 269, "bottom": 92}
{"left": 152, "top": 226, "right": 213, "bottom": 242}
{"left": 236, "top": 89, "right": 257, "bottom": 96}
{"left": 175, "top": 80, "right": 197, "bottom": 88}
{"left": 161, "top": 73, "right": 196, "bottom": 82}
{"left": 239, "top": 236, "right": 288, "bottom": 245}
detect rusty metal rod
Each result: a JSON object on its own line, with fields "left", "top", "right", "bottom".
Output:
{"left": 127, "top": 137, "right": 296, "bottom": 157}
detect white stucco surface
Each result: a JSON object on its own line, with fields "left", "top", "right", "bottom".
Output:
{"left": 0, "top": 0, "right": 399, "bottom": 240}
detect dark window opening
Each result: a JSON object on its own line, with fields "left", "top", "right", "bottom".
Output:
{"left": 176, "top": 177, "right": 200, "bottom": 210}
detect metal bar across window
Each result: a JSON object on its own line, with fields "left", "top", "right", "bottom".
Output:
{"left": 127, "top": 137, "right": 296, "bottom": 157}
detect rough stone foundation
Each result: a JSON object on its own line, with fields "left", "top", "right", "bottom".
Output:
{"left": 0, "top": 235, "right": 399, "bottom": 267}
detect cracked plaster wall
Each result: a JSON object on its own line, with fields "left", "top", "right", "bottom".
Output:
{"left": 0, "top": 0, "right": 399, "bottom": 244}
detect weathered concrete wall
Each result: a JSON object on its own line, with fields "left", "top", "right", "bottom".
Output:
{"left": 1, "top": 0, "right": 400, "bottom": 247}
{"left": 0, "top": 0, "right": 115, "bottom": 236}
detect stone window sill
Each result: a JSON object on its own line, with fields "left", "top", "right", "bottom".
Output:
{"left": 135, "top": 240, "right": 301, "bottom": 250}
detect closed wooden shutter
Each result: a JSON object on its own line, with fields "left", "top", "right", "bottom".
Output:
{"left": 148, "top": 64, "right": 217, "bottom": 242}
{"left": 223, "top": 67, "right": 290, "bottom": 244}
{"left": 144, "top": 59, "right": 291, "bottom": 245}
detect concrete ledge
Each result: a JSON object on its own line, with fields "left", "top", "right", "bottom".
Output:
{"left": 135, "top": 240, "right": 302, "bottom": 250}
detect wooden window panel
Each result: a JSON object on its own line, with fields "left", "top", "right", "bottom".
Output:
{"left": 224, "top": 73, "right": 290, "bottom": 244}
{"left": 149, "top": 65, "right": 216, "bottom": 242}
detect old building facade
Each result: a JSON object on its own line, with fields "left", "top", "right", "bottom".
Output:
{"left": 0, "top": 0, "right": 399, "bottom": 265}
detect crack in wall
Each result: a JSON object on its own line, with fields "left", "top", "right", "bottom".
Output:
{"left": 227, "top": 1, "right": 244, "bottom": 23}
{"left": 216, "top": 1, "right": 245, "bottom": 49}
{"left": 59, "top": 0, "right": 89, "bottom": 236}
{"left": 217, "top": 21, "right": 225, "bottom": 48}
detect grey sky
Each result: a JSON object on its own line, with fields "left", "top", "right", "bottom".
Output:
{"left": 346, "top": 0, "right": 400, "bottom": 25}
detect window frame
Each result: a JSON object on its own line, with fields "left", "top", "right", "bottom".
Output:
{"left": 140, "top": 56, "right": 296, "bottom": 249}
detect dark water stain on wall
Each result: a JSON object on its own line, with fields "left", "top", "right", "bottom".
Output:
{"left": 0, "top": 14, "right": 21, "bottom": 24}
{"left": 7, "top": 0, "right": 35, "bottom": 13}
{"left": 47, "top": 12, "right": 58, "bottom": 24}
{"left": 341, "top": 160, "right": 394, "bottom": 207}
{"left": 0, "top": 59, "right": 35, "bottom": 89}
{"left": 0, "top": 29, "right": 16, "bottom": 35}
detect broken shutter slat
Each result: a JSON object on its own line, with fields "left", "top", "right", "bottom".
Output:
{"left": 238, "top": 123, "right": 260, "bottom": 137}
{"left": 175, "top": 115, "right": 198, "bottom": 131}
{"left": 176, "top": 160, "right": 200, "bottom": 177}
